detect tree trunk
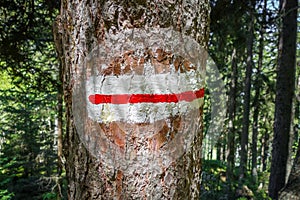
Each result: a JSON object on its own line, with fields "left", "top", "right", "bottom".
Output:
{"left": 251, "top": 0, "right": 267, "bottom": 182}
{"left": 222, "top": 137, "right": 226, "bottom": 161}
{"left": 53, "top": 18, "right": 65, "bottom": 199}
{"left": 56, "top": 64, "right": 64, "bottom": 198}
{"left": 239, "top": 8, "right": 254, "bottom": 182}
{"left": 251, "top": 72, "right": 259, "bottom": 182}
{"left": 279, "top": 137, "right": 300, "bottom": 199}
{"left": 54, "top": 0, "right": 210, "bottom": 199}
{"left": 261, "top": 125, "right": 269, "bottom": 172}
{"left": 216, "top": 138, "right": 221, "bottom": 161}
{"left": 226, "top": 48, "right": 237, "bottom": 183}
{"left": 268, "top": 0, "right": 298, "bottom": 199}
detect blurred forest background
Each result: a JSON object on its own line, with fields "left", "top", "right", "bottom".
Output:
{"left": 0, "top": 0, "right": 299, "bottom": 199}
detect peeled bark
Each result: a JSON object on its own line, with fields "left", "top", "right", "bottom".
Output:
{"left": 54, "top": 0, "right": 210, "bottom": 199}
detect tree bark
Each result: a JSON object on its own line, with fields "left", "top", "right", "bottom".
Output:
{"left": 239, "top": 7, "right": 254, "bottom": 182}
{"left": 226, "top": 48, "right": 237, "bottom": 183}
{"left": 268, "top": 0, "right": 298, "bottom": 199}
{"left": 53, "top": 16, "right": 65, "bottom": 199}
{"left": 279, "top": 41, "right": 300, "bottom": 200}
{"left": 279, "top": 137, "right": 300, "bottom": 200}
{"left": 251, "top": 0, "right": 267, "bottom": 182}
{"left": 216, "top": 138, "right": 221, "bottom": 161}
{"left": 54, "top": 0, "right": 210, "bottom": 199}
{"left": 261, "top": 125, "right": 269, "bottom": 172}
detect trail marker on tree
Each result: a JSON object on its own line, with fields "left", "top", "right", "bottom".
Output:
{"left": 72, "top": 28, "right": 207, "bottom": 174}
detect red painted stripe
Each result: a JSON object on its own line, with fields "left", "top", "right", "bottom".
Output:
{"left": 89, "top": 88, "right": 204, "bottom": 105}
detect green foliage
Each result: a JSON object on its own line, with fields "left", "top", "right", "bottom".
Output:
{"left": 0, "top": 0, "right": 60, "bottom": 91}
{"left": 0, "top": 189, "right": 14, "bottom": 200}
{"left": 42, "top": 192, "right": 57, "bottom": 200}
{"left": 201, "top": 160, "right": 230, "bottom": 200}
{"left": 205, "top": 0, "right": 280, "bottom": 189}
{"left": 0, "top": 84, "right": 60, "bottom": 198}
{"left": 0, "top": 0, "right": 65, "bottom": 199}
{"left": 201, "top": 160, "right": 271, "bottom": 200}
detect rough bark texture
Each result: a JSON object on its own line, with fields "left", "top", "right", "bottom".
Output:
{"left": 279, "top": 139, "right": 300, "bottom": 200}
{"left": 268, "top": 0, "right": 298, "bottom": 199}
{"left": 54, "top": 0, "right": 210, "bottom": 199}
{"left": 56, "top": 70, "right": 64, "bottom": 198}
{"left": 53, "top": 20, "right": 65, "bottom": 199}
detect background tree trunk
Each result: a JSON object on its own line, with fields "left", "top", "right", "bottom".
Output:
{"left": 239, "top": 6, "right": 254, "bottom": 182}
{"left": 56, "top": 65, "right": 64, "bottom": 198}
{"left": 279, "top": 137, "right": 300, "bottom": 199}
{"left": 251, "top": 0, "right": 266, "bottom": 182}
{"left": 261, "top": 125, "right": 270, "bottom": 172}
{"left": 54, "top": 0, "right": 210, "bottom": 199}
{"left": 226, "top": 48, "right": 237, "bottom": 184}
{"left": 268, "top": 0, "right": 298, "bottom": 199}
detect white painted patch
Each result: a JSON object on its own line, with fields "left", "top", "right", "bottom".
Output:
{"left": 86, "top": 71, "right": 204, "bottom": 123}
